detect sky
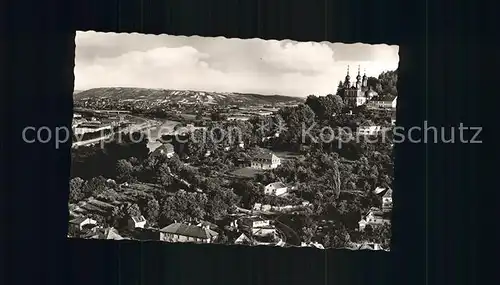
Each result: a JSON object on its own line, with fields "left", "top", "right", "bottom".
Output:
{"left": 75, "top": 31, "right": 399, "bottom": 97}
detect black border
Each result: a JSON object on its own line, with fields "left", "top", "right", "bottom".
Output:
{"left": 3, "top": 0, "right": 481, "bottom": 284}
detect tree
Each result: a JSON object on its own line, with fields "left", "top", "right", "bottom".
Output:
{"left": 216, "top": 232, "right": 230, "bottom": 245}
{"left": 278, "top": 104, "right": 316, "bottom": 147}
{"left": 69, "top": 177, "right": 85, "bottom": 203}
{"left": 156, "top": 163, "right": 174, "bottom": 189}
{"left": 301, "top": 223, "right": 318, "bottom": 243}
{"left": 126, "top": 203, "right": 142, "bottom": 217}
{"left": 81, "top": 176, "right": 107, "bottom": 198}
{"left": 159, "top": 191, "right": 208, "bottom": 225}
{"left": 305, "top": 94, "right": 344, "bottom": 122}
{"left": 336, "top": 81, "right": 344, "bottom": 95}
{"left": 195, "top": 111, "right": 203, "bottom": 121}
{"left": 329, "top": 161, "right": 341, "bottom": 199}
{"left": 377, "top": 70, "right": 398, "bottom": 96}
{"left": 210, "top": 112, "right": 226, "bottom": 121}
{"left": 325, "top": 94, "right": 345, "bottom": 116}
{"left": 116, "top": 159, "right": 134, "bottom": 183}
{"left": 322, "top": 222, "right": 350, "bottom": 248}
{"left": 145, "top": 198, "right": 160, "bottom": 226}
{"left": 231, "top": 180, "right": 264, "bottom": 208}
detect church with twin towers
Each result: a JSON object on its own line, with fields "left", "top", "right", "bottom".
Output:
{"left": 338, "top": 65, "right": 378, "bottom": 108}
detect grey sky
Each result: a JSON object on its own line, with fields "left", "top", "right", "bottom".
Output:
{"left": 75, "top": 31, "right": 399, "bottom": 97}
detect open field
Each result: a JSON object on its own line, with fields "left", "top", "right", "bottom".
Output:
{"left": 229, "top": 167, "right": 264, "bottom": 178}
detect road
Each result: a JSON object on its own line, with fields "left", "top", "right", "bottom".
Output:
{"left": 72, "top": 134, "right": 113, "bottom": 148}
{"left": 273, "top": 214, "right": 301, "bottom": 246}
{"left": 234, "top": 206, "right": 301, "bottom": 246}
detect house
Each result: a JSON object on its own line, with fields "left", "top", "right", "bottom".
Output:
{"left": 275, "top": 240, "right": 286, "bottom": 247}
{"left": 252, "top": 226, "right": 277, "bottom": 237}
{"left": 69, "top": 217, "right": 97, "bottom": 231}
{"left": 264, "top": 182, "right": 288, "bottom": 196}
{"left": 357, "top": 126, "right": 383, "bottom": 136}
{"left": 149, "top": 143, "right": 175, "bottom": 158}
{"left": 367, "top": 96, "right": 398, "bottom": 110}
{"left": 300, "top": 242, "right": 325, "bottom": 249}
{"left": 382, "top": 188, "right": 393, "bottom": 211}
{"left": 253, "top": 203, "right": 272, "bottom": 212}
{"left": 85, "top": 227, "right": 124, "bottom": 240}
{"left": 196, "top": 221, "right": 218, "bottom": 231}
{"left": 128, "top": 215, "right": 147, "bottom": 229}
{"left": 358, "top": 242, "right": 386, "bottom": 251}
{"left": 252, "top": 232, "right": 281, "bottom": 245}
{"left": 251, "top": 152, "right": 281, "bottom": 170}
{"left": 373, "top": 186, "right": 387, "bottom": 195}
{"left": 235, "top": 159, "right": 250, "bottom": 168}
{"left": 159, "top": 222, "right": 219, "bottom": 244}
{"left": 226, "top": 116, "right": 250, "bottom": 121}
{"left": 234, "top": 233, "right": 253, "bottom": 245}
{"left": 358, "top": 207, "right": 391, "bottom": 231}
{"left": 239, "top": 216, "right": 271, "bottom": 229}
{"left": 134, "top": 227, "right": 161, "bottom": 241}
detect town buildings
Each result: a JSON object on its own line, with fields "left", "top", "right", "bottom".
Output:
{"left": 73, "top": 121, "right": 113, "bottom": 135}
{"left": 358, "top": 207, "right": 391, "bottom": 231}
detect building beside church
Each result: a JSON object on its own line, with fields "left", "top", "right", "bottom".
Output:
{"left": 338, "top": 66, "right": 378, "bottom": 108}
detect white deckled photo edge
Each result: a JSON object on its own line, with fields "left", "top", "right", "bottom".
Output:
{"left": 68, "top": 31, "right": 398, "bottom": 251}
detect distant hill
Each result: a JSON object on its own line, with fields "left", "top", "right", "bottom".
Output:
{"left": 73, "top": 87, "right": 304, "bottom": 106}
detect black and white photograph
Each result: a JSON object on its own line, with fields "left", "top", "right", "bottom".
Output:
{"left": 68, "top": 31, "right": 398, "bottom": 250}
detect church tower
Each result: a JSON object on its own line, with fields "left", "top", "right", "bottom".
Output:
{"left": 362, "top": 68, "right": 368, "bottom": 88}
{"left": 344, "top": 66, "right": 351, "bottom": 88}
{"left": 355, "top": 65, "right": 362, "bottom": 89}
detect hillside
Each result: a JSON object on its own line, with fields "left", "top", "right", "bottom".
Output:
{"left": 73, "top": 87, "right": 304, "bottom": 106}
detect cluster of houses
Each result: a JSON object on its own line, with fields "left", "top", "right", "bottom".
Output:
{"left": 68, "top": 212, "right": 289, "bottom": 247}
{"left": 358, "top": 187, "right": 392, "bottom": 232}
{"left": 233, "top": 216, "right": 285, "bottom": 247}
{"left": 72, "top": 112, "right": 129, "bottom": 134}
{"left": 68, "top": 186, "right": 392, "bottom": 250}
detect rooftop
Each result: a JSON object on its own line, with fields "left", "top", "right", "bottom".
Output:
{"left": 372, "top": 95, "right": 397, "bottom": 102}
{"left": 69, "top": 217, "right": 88, "bottom": 225}
{"left": 150, "top": 143, "right": 175, "bottom": 156}
{"left": 131, "top": 215, "right": 146, "bottom": 223}
{"left": 383, "top": 188, "right": 393, "bottom": 198}
{"left": 265, "top": 182, "right": 287, "bottom": 189}
{"left": 253, "top": 152, "right": 278, "bottom": 161}
{"left": 159, "top": 223, "right": 218, "bottom": 239}
{"left": 373, "top": 187, "right": 387, "bottom": 195}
